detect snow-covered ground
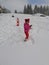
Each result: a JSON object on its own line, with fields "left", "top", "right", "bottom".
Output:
{"left": 0, "top": 13, "right": 49, "bottom": 65}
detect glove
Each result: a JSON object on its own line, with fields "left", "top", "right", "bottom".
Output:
{"left": 30, "top": 25, "right": 32, "bottom": 29}
{"left": 30, "top": 25, "right": 32, "bottom": 27}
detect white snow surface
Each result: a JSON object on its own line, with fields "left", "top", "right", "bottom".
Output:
{"left": 0, "top": 13, "right": 49, "bottom": 65}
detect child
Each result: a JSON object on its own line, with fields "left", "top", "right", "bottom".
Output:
{"left": 24, "top": 18, "right": 32, "bottom": 41}
{"left": 16, "top": 18, "right": 19, "bottom": 26}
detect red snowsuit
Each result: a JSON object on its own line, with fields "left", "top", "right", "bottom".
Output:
{"left": 24, "top": 22, "right": 31, "bottom": 39}
{"left": 16, "top": 18, "right": 19, "bottom": 26}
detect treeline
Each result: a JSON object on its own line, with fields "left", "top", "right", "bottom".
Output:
{"left": 33, "top": 5, "right": 49, "bottom": 15}
{"left": 0, "top": 4, "right": 49, "bottom": 16}
{"left": 0, "top": 5, "right": 11, "bottom": 13}
{"left": 23, "top": 4, "right": 49, "bottom": 15}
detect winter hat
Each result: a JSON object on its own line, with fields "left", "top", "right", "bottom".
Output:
{"left": 25, "top": 18, "right": 30, "bottom": 23}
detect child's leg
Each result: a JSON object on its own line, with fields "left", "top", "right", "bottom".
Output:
{"left": 25, "top": 32, "right": 29, "bottom": 39}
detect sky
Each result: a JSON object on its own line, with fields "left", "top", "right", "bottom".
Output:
{"left": 28, "top": 0, "right": 49, "bottom": 5}
{"left": 0, "top": 0, "right": 49, "bottom": 12}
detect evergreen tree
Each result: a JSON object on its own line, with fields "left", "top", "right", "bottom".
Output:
{"left": 0, "top": 6, "right": 2, "bottom": 13}
{"left": 42, "top": 6, "right": 46, "bottom": 14}
{"left": 15, "top": 10, "right": 17, "bottom": 13}
{"left": 37, "top": 7, "right": 40, "bottom": 13}
{"left": 34, "top": 5, "right": 38, "bottom": 13}
{"left": 45, "top": 6, "right": 49, "bottom": 15}
{"left": 39, "top": 6, "right": 43, "bottom": 13}
{"left": 23, "top": 5, "right": 27, "bottom": 14}
{"left": 27, "top": 4, "right": 30, "bottom": 14}
{"left": 23, "top": 4, "right": 33, "bottom": 14}
{"left": 0, "top": 5, "right": 11, "bottom": 13}
{"left": 29, "top": 4, "right": 33, "bottom": 14}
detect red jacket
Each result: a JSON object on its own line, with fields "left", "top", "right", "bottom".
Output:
{"left": 24, "top": 23, "right": 31, "bottom": 32}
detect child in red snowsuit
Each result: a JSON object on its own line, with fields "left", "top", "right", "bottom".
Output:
{"left": 24, "top": 18, "right": 32, "bottom": 40}
{"left": 16, "top": 18, "right": 19, "bottom": 26}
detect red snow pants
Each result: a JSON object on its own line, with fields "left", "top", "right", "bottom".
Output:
{"left": 25, "top": 32, "right": 29, "bottom": 39}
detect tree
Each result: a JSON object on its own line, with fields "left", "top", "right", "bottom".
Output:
{"left": 42, "top": 6, "right": 46, "bottom": 14}
{"left": 15, "top": 10, "right": 17, "bottom": 13}
{"left": 23, "top": 5, "right": 27, "bottom": 14}
{"left": 29, "top": 4, "right": 33, "bottom": 14}
{"left": 27, "top": 4, "right": 30, "bottom": 14}
{"left": 2, "top": 7, "right": 11, "bottom": 13}
{"left": 23, "top": 4, "right": 33, "bottom": 14}
{"left": 39, "top": 5, "right": 43, "bottom": 13}
{"left": 0, "top": 5, "right": 2, "bottom": 13}
{"left": 34, "top": 5, "right": 38, "bottom": 13}
{"left": 45, "top": 6, "right": 49, "bottom": 15}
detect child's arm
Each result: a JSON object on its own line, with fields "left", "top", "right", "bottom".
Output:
{"left": 30, "top": 25, "right": 32, "bottom": 29}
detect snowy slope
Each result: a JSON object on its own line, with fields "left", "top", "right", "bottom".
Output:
{"left": 0, "top": 13, "right": 49, "bottom": 65}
